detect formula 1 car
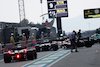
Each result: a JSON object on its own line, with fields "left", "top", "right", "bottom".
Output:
{"left": 4, "top": 43, "right": 37, "bottom": 63}
{"left": 36, "top": 39, "right": 59, "bottom": 51}
{"left": 90, "top": 33, "right": 100, "bottom": 43}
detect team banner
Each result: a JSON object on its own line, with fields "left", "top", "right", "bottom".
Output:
{"left": 84, "top": 8, "right": 100, "bottom": 19}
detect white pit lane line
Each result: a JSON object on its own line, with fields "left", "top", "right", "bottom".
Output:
{"left": 22, "top": 49, "right": 71, "bottom": 67}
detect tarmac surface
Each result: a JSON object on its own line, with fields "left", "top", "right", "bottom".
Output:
{"left": 0, "top": 43, "right": 100, "bottom": 67}
{"left": 51, "top": 43, "right": 100, "bottom": 67}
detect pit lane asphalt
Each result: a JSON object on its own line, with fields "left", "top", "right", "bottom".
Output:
{"left": 0, "top": 43, "right": 100, "bottom": 67}
{"left": 51, "top": 43, "right": 100, "bottom": 67}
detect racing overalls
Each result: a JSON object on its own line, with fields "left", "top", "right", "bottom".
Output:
{"left": 10, "top": 36, "right": 15, "bottom": 48}
{"left": 22, "top": 36, "right": 26, "bottom": 41}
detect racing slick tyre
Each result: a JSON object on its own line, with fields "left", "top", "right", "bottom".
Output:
{"left": 84, "top": 41, "right": 92, "bottom": 48}
{"left": 97, "top": 39, "right": 100, "bottom": 43}
{"left": 33, "top": 50, "right": 37, "bottom": 59}
{"left": 91, "top": 39, "right": 95, "bottom": 45}
{"left": 53, "top": 45, "right": 58, "bottom": 51}
{"left": 4, "top": 54, "right": 11, "bottom": 63}
{"left": 27, "top": 51, "right": 34, "bottom": 60}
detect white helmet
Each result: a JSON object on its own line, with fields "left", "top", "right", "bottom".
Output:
{"left": 11, "top": 33, "right": 14, "bottom": 36}
{"left": 32, "top": 33, "right": 34, "bottom": 35}
{"left": 23, "top": 33, "right": 25, "bottom": 35}
{"left": 41, "top": 32, "right": 43, "bottom": 34}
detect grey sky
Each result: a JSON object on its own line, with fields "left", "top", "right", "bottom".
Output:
{"left": 0, "top": 0, "right": 100, "bottom": 32}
